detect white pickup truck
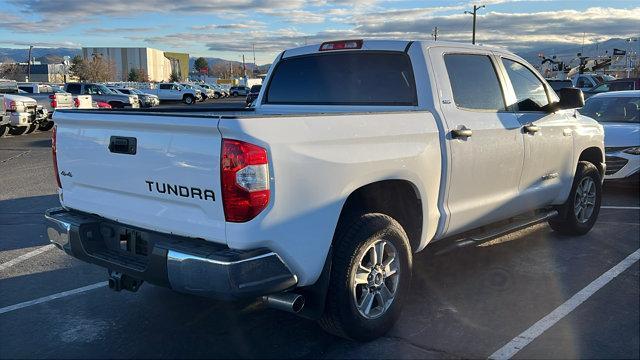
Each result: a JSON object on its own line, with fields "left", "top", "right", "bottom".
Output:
{"left": 46, "top": 40, "right": 604, "bottom": 341}
{"left": 143, "top": 83, "right": 200, "bottom": 105}
{"left": 18, "top": 82, "right": 74, "bottom": 131}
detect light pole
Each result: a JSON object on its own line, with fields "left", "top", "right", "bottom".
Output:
{"left": 27, "top": 45, "right": 33, "bottom": 82}
{"left": 464, "top": 5, "right": 485, "bottom": 45}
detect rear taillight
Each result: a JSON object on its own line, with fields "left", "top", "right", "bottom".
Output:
{"left": 221, "top": 139, "right": 270, "bottom": 222}
{"left": 74, "top": 98, "right": 80, "bottom": 108}
{"left": 49, "top": 94, "right": 57, "bottom": 108}
{"left": 52, "top": 126, "right": 62, "bottom": 189}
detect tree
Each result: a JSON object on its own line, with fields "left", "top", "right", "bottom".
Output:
{"left": 169, "top": 71, "right": 180, "bottom": 82}
{"left": 0, "top": 63, "right": 23, "bottom": 80}
{"left": 194, "top": 57, "right": 208, "bottom": 72}
{"left": 69, "top": 54, "right": 116, "bottom": 82}
{"left": 127, "top": 68, "right": 149, "bottom": 82}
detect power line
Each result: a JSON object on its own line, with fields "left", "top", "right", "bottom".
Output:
{"left": 464, "top": 5, "right": 485, "bottom": 45}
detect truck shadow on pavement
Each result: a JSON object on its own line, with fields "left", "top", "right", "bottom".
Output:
{"left": 0, "top": 194, "right": 59, "bottom": 252}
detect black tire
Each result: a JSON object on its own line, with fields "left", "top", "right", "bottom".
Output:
{"left": 25, "top": 124, "right": 37, "bottom": 134}
{"left": 549, "top": 161, "right": 602, "bottom": 235}
{"left": 38, "top": 121, "right": 55, "bottom": 131}
{"left": 232, "top": 92, "right": 238, "bottom": 97}
{"left": 318, "top": 213, "right": 412, "bottom": 341}
{"left": 8, "top": 126, "right": 29, "bottom": 136}
{"left": 183, "top": 95, "right": 195, "bottom": 105}
{"left": 0, "top": 124, "right": 9, "bottom": 137}
{"left": 109, "top": 102, "right": 124, "bottom": 109}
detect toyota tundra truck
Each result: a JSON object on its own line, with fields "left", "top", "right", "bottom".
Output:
{"left": 46, "top": 40, "right": 604, "bottom": 341}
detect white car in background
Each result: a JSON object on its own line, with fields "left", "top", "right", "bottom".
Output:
{"left": 580, "top": 91, "right": 640, "bottom": 182}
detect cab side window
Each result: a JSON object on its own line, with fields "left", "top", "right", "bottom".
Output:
{"left": 444, "top": 54, "right": 506, "bottom": 111}
{"left": 159, "top": 84, "right": 170, "bottom": 90}
{"left": 577, "top": 77, "right": 592, "bottom": 88}
{"left": 502, "top": 59, "right": 550, "bottom": 112}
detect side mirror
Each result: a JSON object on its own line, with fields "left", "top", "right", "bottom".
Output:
{"left": 556, "top": 87, "right": 584, "bottom": 110}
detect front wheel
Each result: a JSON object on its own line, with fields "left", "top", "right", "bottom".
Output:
{"left": 318, "top": 213, "right": 412, "bottom": 341}
{"left": 0, "top": 124, "right": 9, "bottom": 137}
{"left": 183, "top": 95, "right": 195, "bottom": 105}
{"left": 549, "top": 161, "right": 602, "bottom": 235}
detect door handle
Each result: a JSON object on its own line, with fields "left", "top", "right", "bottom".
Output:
{"left": 523, "top": 124, "right": 540, "bottom": 134}
{"left": 451, "top": 128, "right": 473, "bottom": 139}
{"left": 109, "top": 136, "right": 137, "bottom": 155}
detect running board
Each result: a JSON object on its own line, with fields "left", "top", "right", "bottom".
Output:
{"left": 433, "top": 210, "right": 558, "bottom": 255}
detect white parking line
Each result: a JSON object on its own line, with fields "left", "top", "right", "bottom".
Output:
{"left": 0, "top": 244, "right": 55, "bottom": 272}
{"left": 601, "top": 206, "right": 640, "bottom": 210}
{"left": 0, "top": 282, "right": 107, "bottom": 315}
{"left": 489, "top": 248, "right": 640, "bottom": 360}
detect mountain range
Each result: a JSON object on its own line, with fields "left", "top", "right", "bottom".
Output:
{"left": 1, "top": 37, "right": 636, "bottom": 70}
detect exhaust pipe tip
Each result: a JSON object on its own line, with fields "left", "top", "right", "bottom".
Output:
{"left": 264, "top": 293, "right": 305, "bottom": 314}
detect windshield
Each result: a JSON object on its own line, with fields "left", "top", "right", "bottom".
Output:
{"left": 580, "top": 96, "right": 640, "bottom": 123}
{"left": 97, "top": 84, "right": 115, "bottom": 94}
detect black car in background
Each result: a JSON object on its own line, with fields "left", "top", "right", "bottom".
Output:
{"left": 584, "top": 78, "right": 640, "bottom": 99}
{"left": 246, "top": 85, "right": 262, "bottom": 106}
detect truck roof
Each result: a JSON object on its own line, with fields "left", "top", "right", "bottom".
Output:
{"left": 281, "top": 39, "right": 509, "bottom": 59}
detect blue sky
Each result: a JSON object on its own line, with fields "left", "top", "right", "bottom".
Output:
{"left": 0, "top": 0, "right": 638, "bottom": 64}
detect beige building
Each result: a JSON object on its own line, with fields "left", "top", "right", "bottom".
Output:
{"left": 81, "top": 47, "right": 189, "bottom": 82}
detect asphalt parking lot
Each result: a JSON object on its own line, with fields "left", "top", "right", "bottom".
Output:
{"left": 1, "top": 122, "right": 638, "bottom": 358}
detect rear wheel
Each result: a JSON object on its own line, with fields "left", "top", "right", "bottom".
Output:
{"left": 38, "top": 121, "right": 55, "bottom": 131}
{"left": 183, "top": 95, "right": 195, "bottom": 105}
{"left": 0, "top": 124, "right": 9, "bottom": 137}
{"left": 549, "top": 161, "right": 601, "bottom": 235}
{"left": 318, "top": 213, "right": 412, "bottom": 341}
{"left": 8, "top": 126, "right": 29, "bottom": 136}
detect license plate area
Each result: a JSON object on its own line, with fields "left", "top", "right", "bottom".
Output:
{"left": 79, "top": 221, "right": 154, "bottom": 271}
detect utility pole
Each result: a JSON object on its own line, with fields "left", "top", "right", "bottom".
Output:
{"left": 432, "top": 26, "right": 438, "bottom": 41}
{"left": 27, "top": 45, "right": 33, "bottom": 82}
{"left": 464, "top": 5, "right": 485, "bottom": 45}
{"left": 252, "top": 43, "right": 256, "bottom": 75}
{"left": 242, "top": 54, "right": 246, "bottom": 78}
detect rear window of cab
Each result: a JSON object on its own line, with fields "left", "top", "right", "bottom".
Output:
{"left": 265, "top": 52, "right": 417, "bottom": 106}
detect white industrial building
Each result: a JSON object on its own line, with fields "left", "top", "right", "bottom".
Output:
{"left": 81, "top": 47, "right": 189, "bottom": 82}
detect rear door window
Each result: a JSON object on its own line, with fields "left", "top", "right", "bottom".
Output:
{"left": 444, "top": 54, "right": 506, "bottom": 111}
{"left": 265, "top": 52, "right": 417, "bottom": 105}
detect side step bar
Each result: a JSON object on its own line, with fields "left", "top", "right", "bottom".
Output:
{"left": 434, "top": 210, "right": 558, "bottom": 255}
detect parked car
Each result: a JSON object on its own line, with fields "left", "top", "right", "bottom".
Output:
{"left": 245, "top": 84, "right": 261, "bottom": 106}
{"left": 46, "top": 39, "right": 603, "bottom": 341}
{"left": 196, "top": 83, "right": 221, "bottom": 99}
{"left": 583, "top": 78, "right": 640, "bottom": 99}
{"left": 94, "top": 101, "right": 112, "bottom": 109}
{"left": 0, "top": 79, "right": 48, "bottom": 135}
{"left": 65, "top": 83, "right": 139, "bottom": 109}
{"left": 571, "top": 73, "right": 615, "bottom": 92}
{"left": 229, "top": 86, "right": 250, "bottom": 97}
{"left": 178, "top": 83, "right": 204, "bottom": 102}
{"left": 546, "top": 79, "right": 574, "bottom": 93}
{"left": 0, "top": 94, "right": 9, "bottom": 137}
{"left": 111, "top": 88, "right": 159, "bottom": 107}
{"left": 144, "top": 83, "right": 199, "bottom": 105}
{"left": 188, "top": 83, "right": 216, "bottom": 100}
{"left": 18, "top": 82, "right": 75, "bottom": 131}
{"left": 215, "top": 84, "right": 230, "bottom": 97}
{"left": 579, "top": 91, "right": 639, "bottom": 182}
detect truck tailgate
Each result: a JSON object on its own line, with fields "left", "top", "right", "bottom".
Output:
{"left": 54, "top": 93, "right": 74, "bottom": 109}
{"left": 54, "top": 111, "right": 226, "bottom": 244}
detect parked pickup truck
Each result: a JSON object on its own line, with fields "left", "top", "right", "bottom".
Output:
{"left": 65, "top": 83, "right": 139, "bottom": 109}
{"left": 18, "top": 82, "right": 74, "bottom": 131}
{"left": 46, "top": 40, "right": 605, "bottom": 341}
{"left": 143, "top": 83, "right": 199, "bottom": 105}
{"left": 1, "top": 79, "right": 48, "bottom": 135}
